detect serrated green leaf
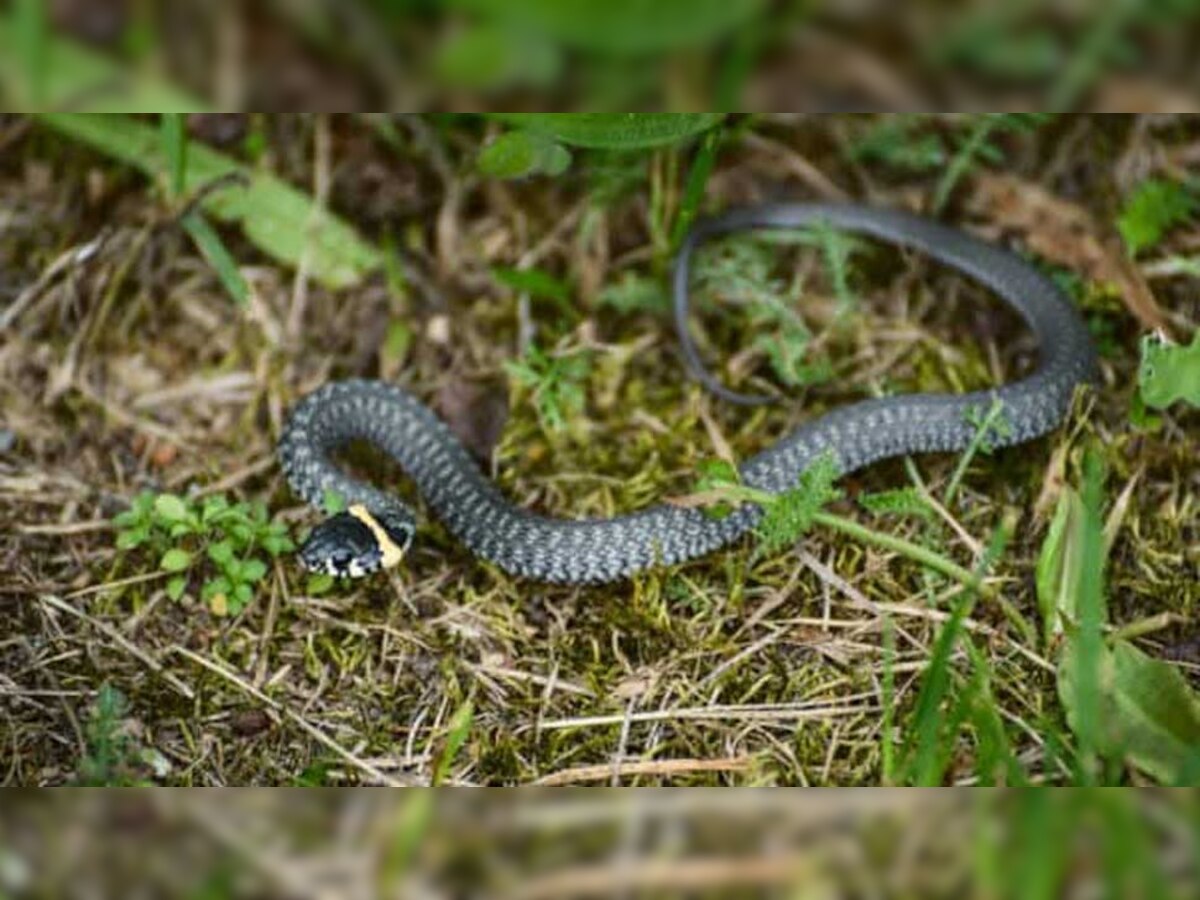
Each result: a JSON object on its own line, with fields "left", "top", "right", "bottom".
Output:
{"left": 153, "top": 494, "right": 191, "bottom": 523}
{"left": 159, "top": 548, "right": 192, "bottom": 572}
{"left": 36, "top": 113, "right": 381, "bottom": 289}
{"left": 182, "top": 211, "right": 250, "bottom": 307}
{"left": 491, "top": 113, "right": 724, "bottom": 149}
{"left": 322, "top": 489, "right": 346, "bottom": 515}
{"left": 756, "top": 452, "right": 843, "bottom": 552}
{"left": 478, "top": 129, "right": 571, "bottom": 179}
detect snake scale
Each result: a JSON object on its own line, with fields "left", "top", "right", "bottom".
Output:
{"left": 279, "top": 204, "right": 1098, "bottom": 584}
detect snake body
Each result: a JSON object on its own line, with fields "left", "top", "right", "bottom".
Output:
{"left": 279, "top": 204, "right": 1098, "bottom": 584}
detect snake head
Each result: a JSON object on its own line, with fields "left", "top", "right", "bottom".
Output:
{"left": 299, "top": 504, "right": 414, "bottom": 578}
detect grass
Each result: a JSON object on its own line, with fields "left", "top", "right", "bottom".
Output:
{"left": 2, "top": 113, "right": 1199, "bottom": 792}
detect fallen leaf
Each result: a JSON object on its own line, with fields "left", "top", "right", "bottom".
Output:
{"left": 970, "top": 173, "right": 1169, "bottom": 333}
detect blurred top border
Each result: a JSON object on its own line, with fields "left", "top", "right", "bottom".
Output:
{"left": 0, "top": 0, "right": 1197, "bottom": 113}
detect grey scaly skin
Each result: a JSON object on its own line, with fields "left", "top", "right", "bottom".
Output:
{"left": 279, "top": 204, "right": 1099, "bottom": 584}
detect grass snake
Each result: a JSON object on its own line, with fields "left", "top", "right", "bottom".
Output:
{"left": 280, "top": 204, "right": 1098, "bottom": 584}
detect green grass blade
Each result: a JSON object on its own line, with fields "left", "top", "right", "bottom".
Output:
{"left": 670, "top": 126, "right": 722, "bottom": 250}
{"left": 432, "top": 699, "right": 473, "bottom": 785}
{"left": 880, "top": 615, "right": 897, "bottom": 784}
{"left": 160, "top": 113, "right": 188, "bottom": 199}
{"left": 1072, "top": 450, "right": 1108, "bottom": 784}
{"left": 182, "top": 212, "right": 250, "bottom": 307}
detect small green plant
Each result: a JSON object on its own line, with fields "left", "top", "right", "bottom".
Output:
{"left": 694, "top": 229, "right": 853, "bottom": 389}
{"left": 1138, "top": 330, "right": 1200, "bottom": 410}
{"left": 504, "top": 344, "right": 591, "bottom": 433}
{"left": 1117, "top": 178, "right": 1197, "bottom": 257}
{"left": 754, "top": 452, "right": 844, "bottom": 552}
{"left": 114, "top": 491, "right": 294, "bottom": 616}
{"left": 77, "top": 684, "right": 154, "bottom": 786}
{"left": 933, "top": 114, "right": 1053, "bottom": 213}
{"left": 851, "top": 115, "right": 947, "bottom": 172}
{"left": 693, "top": 445, "right": 1013, "bottom": 604}
{"left": 891, "top": 516, "right": 1022, "bottom": 786}
{"left": 694, "top": 452, "right": 845, "bottom": 548}
{"left": 849, "top": 114, "right": 1054, "bottom": 212}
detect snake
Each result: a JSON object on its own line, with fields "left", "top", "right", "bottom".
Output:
{"left": 279, "top": 203, "right": 1098, "bottom": 584}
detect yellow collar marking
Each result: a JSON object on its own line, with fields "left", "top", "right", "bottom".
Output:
{"left": 348, "top": 504, "right": 406, "bottom": 569}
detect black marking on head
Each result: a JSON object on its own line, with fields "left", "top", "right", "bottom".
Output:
{"left": 299, "top": 511, "right": 383, "bottom": 579}
{"left": 374, "top": 510, "right": 415, "bottom": 554}
{"left": 347, "top": 505, "right": 410, "bottom": 569}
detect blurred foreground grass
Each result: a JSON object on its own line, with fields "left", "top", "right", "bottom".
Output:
{"left": 0, "top": 790, "right": 1196, "bottom": 897}
{"left": 0, "top": 0, "right": 1197, "bottom": 111}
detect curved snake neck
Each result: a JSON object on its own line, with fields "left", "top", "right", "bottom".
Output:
{"left": 279, "top": 203, "right": 1098, "bottom": 584}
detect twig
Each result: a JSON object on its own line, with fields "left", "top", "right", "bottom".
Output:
{"left": 534, "top": 755, "right": 755, "bottom": 786}
{"left": 170, "top": 644, "right": 422, "bottom": 786}
{"left": 0, "top": 234, "right": 108, "bottom": 332}
{"left": 532, "top": 701, "right": 875, "bottom": 731}
{"left": 18, "top": 520, "right": 113, "bottom": 535}
{"left": 38, "top": 594, "right": 195, "bottom": 699}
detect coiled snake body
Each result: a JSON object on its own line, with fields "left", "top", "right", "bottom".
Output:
{"left": 280, "top": 204, "right": 1098, "bottom": 584}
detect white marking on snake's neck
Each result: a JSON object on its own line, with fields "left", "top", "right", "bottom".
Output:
{"left": 348, "top": 504, "right": 406, "bottom": 569}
